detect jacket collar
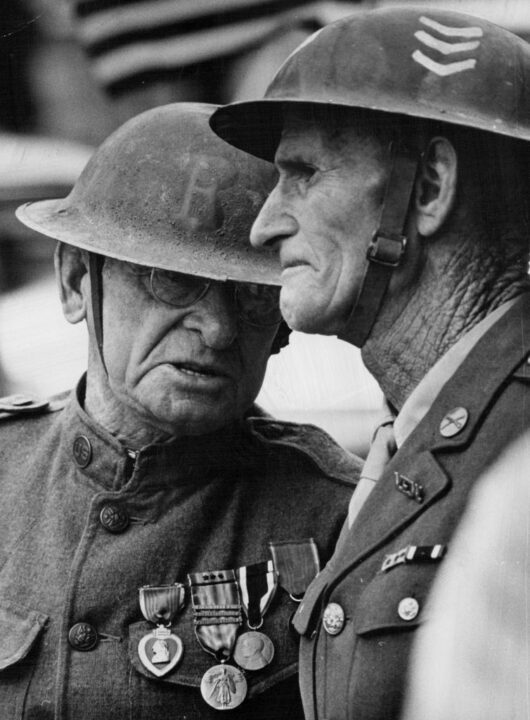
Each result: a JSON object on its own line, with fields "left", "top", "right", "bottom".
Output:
{"left": 62, "top": 375, "right": 257, "bottom": 492}
{"left": 330, "top": 291, "right": 530, "bottom": 579}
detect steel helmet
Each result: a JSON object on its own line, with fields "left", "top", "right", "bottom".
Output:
{"left": 17, "top": 102, "right": 280, "bottom": 285}
{"left": 210, "top": 6, "right": 530, "bottom": 159}
{"left": 210, "top": 7, "right": 530, "bottom": 347}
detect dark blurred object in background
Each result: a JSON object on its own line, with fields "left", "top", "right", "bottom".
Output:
{"left": 0, "top": 1, "right": 37, "bottom": 131}
{"left": 70, "top": 0, "right": 359, "bottom": 100}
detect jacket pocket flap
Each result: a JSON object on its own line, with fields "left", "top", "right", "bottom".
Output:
{"left": 0, "top": 599, "right": 48, "bottom": 670}
{"left": 354, "top": 565, "right": 435, "bottom": 635}
{"left": 128, "top": 590, "right": 299, "bottom": 698}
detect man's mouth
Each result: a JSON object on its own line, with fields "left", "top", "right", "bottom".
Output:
{"left": 172, "top": 361, "right": 230, "bottom": 379}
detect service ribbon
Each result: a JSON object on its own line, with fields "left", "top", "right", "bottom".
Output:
{"left": 187, "top": 568, "right": 242, "bottom": 662}
{"left": 236, "top": 560, "right": 278, "bottom": 628}
{"left": 139, "top": 584, "right": 186, "bottom": 624}
{"left": 269, "top": 539, "right": 320, "bottom": 600}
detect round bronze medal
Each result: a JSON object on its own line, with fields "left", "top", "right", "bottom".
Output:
{"left": 200, "top": 664, "right": 248, "bottom": 710}
{"left": 234, "top": 630, "right": 275, "bottom": 671}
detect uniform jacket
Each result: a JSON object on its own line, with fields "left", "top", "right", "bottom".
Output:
{"left": 294, "top": 292, "right": 530, "bottom": 720}
{"left": 0, "top": 379, "right": 360, "bottom": 720}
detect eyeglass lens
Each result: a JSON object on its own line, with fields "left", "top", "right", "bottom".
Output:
{"left": 147, "top": 267, "right": 281, "bottom": 326}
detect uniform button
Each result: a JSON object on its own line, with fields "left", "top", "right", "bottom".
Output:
{"left": 68, "top": 622, "right": 99, "bottom": 651}
{"left": 73, "top": 435, "right": 92, "bottom": 468}
{"left": 322, "top": 602, "right": 345, "bottom": 636}
{"left": 439, "top": 407, "right": 469, "bottom": 438}
{"left": 99, "top": 504, "right": 130, "bottom": 533}
{"left": 397, "top": 597, "right": 420, "bottom": 621}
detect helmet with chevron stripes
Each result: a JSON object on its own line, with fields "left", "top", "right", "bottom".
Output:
{"left": 210, "top": 6, "right": 530, "bottom": 161}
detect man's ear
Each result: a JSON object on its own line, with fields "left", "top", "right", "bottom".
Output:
{"left": 414, "top": 136, "right": 457, "bottom": 237}
{"left": 55, "top": 242, "right": 89, "bottom": 324}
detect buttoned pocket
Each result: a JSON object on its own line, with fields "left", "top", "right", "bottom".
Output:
{"left": 0, "top": 598, "right": 48, "bottom": 717}
{"left": 127, "top": 588, "right": 301, "bottom": 714}
{"left": 354, "top": 564, "right": 436, "bottom": 635}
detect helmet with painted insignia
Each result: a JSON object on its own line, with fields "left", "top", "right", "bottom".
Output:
{"left": 210, "top": 6, "right": 530, "bottom": 160}
{"left": 211, "top": 8, "right": 530, "bottom": 348}
{"left": 16, "top": 102, "right": 280, "bottom": 285}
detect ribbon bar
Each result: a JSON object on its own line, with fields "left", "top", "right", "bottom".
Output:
{"left": 381, "top": 544, "right": 447, "bottom": 572}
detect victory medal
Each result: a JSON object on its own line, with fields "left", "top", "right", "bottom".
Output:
{"left": 188, "top": 568, "right": 247, "bottom": 710}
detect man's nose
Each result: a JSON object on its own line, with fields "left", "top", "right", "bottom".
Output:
{"left": 250, "top": 187, "right": 298, "bottom": 249}
{"left": 185, "top": 284, "right": 238, "bottom": 350}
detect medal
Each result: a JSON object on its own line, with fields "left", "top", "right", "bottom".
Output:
{"left": 137, "top": 584, "right": 185, "bottom": 677}
{"left": 200, "top": 664, "right": 247, "bottom": 710}
{"left": 234, "top": 560, "right": 277, "bottom": 671}
{"left": 188, "top": 568, "right": 247, "bottom": 709}
{"left": 269, "top": 539, "right": 321, "bottom": 601}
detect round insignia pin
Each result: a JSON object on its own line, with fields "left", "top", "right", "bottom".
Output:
{"left": 200, "top": 664, "right": 247, "bottom": 710}
{"left": 322, "top": 602, "right": 345, "bottom": 636}
{"left": 138, "top": 626, "right": 184, "bottom": 677}
{"left": 234, "top": 630, "right": 275, "bottom": 671}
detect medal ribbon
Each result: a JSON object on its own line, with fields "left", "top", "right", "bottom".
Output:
{"left": 188, "top": 568, "right": 242, "bottom": 661}
{"left": 236, "top": 560, "right": 278, "bottom": 628}
{"left": 269, "top": 539, "right": 320, "bottom": 599}
{"left": 139, "top": 584, "right": 186, "bottom": 625}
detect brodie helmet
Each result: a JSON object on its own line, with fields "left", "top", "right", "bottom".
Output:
{"left": 17, "top": 103, "right": 289, "bottom": 360}
{"left": 210, "top": 7, "right": 530, "bottom": 345}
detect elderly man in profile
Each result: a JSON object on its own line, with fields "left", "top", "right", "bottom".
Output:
{"left": 210, "top": 7, "right": 530, "bottom": 720}
{"left": 0, "top": 103, "right": 359, "bottom": 719}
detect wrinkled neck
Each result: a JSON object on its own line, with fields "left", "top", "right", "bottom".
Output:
{"left": 361, "top": 237, "right": 530, "bottom": 411}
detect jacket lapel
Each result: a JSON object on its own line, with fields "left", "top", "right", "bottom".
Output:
{"left": 330, "top": 292, "right": 530, "bottom": 581}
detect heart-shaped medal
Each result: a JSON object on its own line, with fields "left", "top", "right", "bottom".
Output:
{"left": 138, "top": 626, "right": 184, "bottom": 677}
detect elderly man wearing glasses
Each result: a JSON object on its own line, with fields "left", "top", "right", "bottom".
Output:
{"left": 0, "top": 103, "right": 359, "bottom": 720}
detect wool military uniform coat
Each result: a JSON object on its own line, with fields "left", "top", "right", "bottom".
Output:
{"left": 294, "top": 292, "right": 530, "bottom": 720}
{"left": 0, "top": 379, "right": 360, "bottom": 720}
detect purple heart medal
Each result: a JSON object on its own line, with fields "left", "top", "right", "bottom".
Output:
{"left": 137, "top": 583, "right": 185, "bottom": 678}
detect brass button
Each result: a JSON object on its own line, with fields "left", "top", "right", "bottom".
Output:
{"left": 68, "top": 622, "right": 98, "bottom": 651}
{"left": 99, "top": 504, "right": 129, "bottom": 533}
{"left": 73, "top": 435, "right": 92, "bottom": 468}
{"left": 439, "top": 407, "right": 469, "bottom": 438}
{"left": 397, "top": 597, "right": 419, "bottom": 621}
{"left": 322, "top": 602, "right": 345, "bottom": 636}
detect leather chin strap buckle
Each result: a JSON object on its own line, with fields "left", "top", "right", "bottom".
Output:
{"left": 366, "top": 232, "right": 407, "bottom": 268}
{"left": 338, "top": 143, "right": 418, "bottom": 348}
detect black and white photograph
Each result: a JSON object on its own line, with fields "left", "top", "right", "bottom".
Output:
{"left": 0, "top": 1, "right": 529, "bottom": 718}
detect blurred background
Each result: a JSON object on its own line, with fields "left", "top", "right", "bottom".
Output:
{"left": 1, "top": 0, "right": 528, "bottom": 454}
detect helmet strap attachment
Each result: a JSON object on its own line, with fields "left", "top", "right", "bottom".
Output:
{"left": 88, "top": 252, "right": 108, "bottom": 374}
{"left": 338, "top": 142, "right": 419, "bottom": 347}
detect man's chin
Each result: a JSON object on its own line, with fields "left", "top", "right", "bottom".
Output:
{"left": 280, "top": 296, "right": 342, "bottom": 336}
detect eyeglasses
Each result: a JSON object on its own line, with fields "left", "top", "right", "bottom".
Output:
{"left": 127, "top": 264, "right": 282, "bottom": 327}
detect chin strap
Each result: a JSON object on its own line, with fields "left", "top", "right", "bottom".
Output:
{"left": 338, "top": 143, "right": 419, "bottom": 347}
{"left": 88, "top": 252, "right": 107, "bottom": 373}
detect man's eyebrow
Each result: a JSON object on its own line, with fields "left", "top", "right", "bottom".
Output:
{"left": 275, "top": 152, "right": 314, "bottom": 167}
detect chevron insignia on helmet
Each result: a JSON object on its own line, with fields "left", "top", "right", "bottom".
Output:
{"left": 412, "top": 15, "right": 483, "bottom": 76}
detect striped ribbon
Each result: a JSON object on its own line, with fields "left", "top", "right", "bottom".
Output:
{"left": 236, "top": 560, "right": 277, "bottom": 628}
{"left": 188, "top": 568, "right": 242, "bottom": 661}
{"left": 269, "top": 539, "right": 320, "bottom": 599}
{"left": 139, "top": 583, "right": 186, "bottom": 625}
